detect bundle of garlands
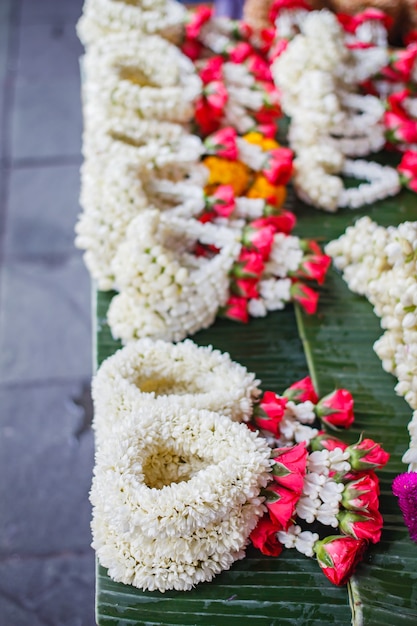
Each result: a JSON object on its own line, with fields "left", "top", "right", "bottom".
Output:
{"left": 91, "top": 338, "right": 389, "bottom": 591}
{"left": 75, "top": 0, "right": 332, "bottom": 346}
{"left": 249, "top": 374, "right": 389, "bottom": 585}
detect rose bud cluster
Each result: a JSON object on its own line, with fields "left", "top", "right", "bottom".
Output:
{"left": 249, "top": 375, "right": 390, "bottom": 585}
{"left": 194, "top": 129, "right": 331, "bottom": 323}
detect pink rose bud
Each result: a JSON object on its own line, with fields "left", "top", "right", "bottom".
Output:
{"left": 262, "top": 147, "right": 293, "bottom": 186}
{"left": 341, "top": 472, "right": 380, "bottom": 512}
{"left": 220, "top": 296, "right": 249, "bottom": 323}
{"left": 246, "top": 53, "right": 272, "bottom": 82}
{"left": 337, "top": 509, "right": 384, "bottom": 543}
{"left": 231, "top": 277, "right": 260, "bottom": 299}
{"left": 252, "top": 211, "right": 297, "bottom": 235}
{"left": 291, "top": 253, "right": 332, "bottom": 285}
{"left": 347, "top": 438, "right": 390, "bottom": 471}
{"left": 315, "top": 389, "right": 355, "bottom": 429}
{"left": 271, "top": 442, "right": 308, "bottom": 494}
{"left": 290, "top": 281, "right": 319, "bottom": 315}
{"left": 269, "top": 0, "right": 311, "bottom": 24}
{"left": 242, "top": 222, "right": 275, "bottom": 260}
{"left": 185, "top": 5, "right": 212, "bottom": 39}
{"left": 210, "top": 184, "right": 236, "bottom": 217}
{"left": 253, "top": 391, "right": 287, "bottom": 436}
{"left": 263, "top": 483, "right": 300, "bottom": 530}
{"left": 310, "top": 432, "right": 348, "bottom": 453}
{"left": 227, "top": 41, "right": 252, "bottom": 64}
{"left": 283, "top": 375, "right": 319, "bottom": 403}
{"left": 250, "top": 514, "right": 283, "bottom": 556}
{"left": 314, "top": 535, "right": 368, "bottom": 586}
{"left": 199, "top": 56, "right": 224, "bottom": 85}
{"left": 398, "top": 150, "right": 417, "bottom": 193}
{"left": 232, "top": 249, "right": 265, "bottom": 279}
{"left": 204, "top": 126, "right": 238, "bottom": 160}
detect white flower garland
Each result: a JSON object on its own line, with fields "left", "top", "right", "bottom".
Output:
{"left": 326, "top": 217, "right": 417, "bottom": 470}
{"left": 271, "top": 10, "right": 398, "bottom": 212}
{"left": 77, "top": 0, "right": 185, "bottom": 47}
{"left": 83, "top": 31, "right": 201, "bottom": 124}
{"left": 106, "top": 210, "right": 242, "bottom": 343}
{"left": 91, "top": 401, "right": 271, "bottom": 591}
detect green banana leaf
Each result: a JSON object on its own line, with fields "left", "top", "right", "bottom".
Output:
{"left": 94, "top": 182, "right": 417, "bottom": 625}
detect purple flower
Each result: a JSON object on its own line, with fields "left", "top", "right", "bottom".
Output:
{"left": 392, "top": 472, "right": 417, "bottom": 542}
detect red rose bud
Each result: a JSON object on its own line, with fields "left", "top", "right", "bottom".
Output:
{"left": 232, "top": 19, "right": 253, "bottom": 40}
{"left": 210, "top": 184, "right": 236, "bottom": 217}
{"left": 398, "top": 150, "right": 417, "bottom": 193}
{"left": 204, "top": 81, "right": 229, "bottom": 114}
{"left": 283, "top": 375, "right": 319, "bottom": 403}
{"left": 391, "top": 44, "right": 417, "bottom": 83}
{"left": 384, "top": 111, "right": 417, "bottom": 145}
{"left": 195, "top": 97, "right": 222, "bottom": 135}
{"left": 271, "top": 442, "right": 308, "bottom": 494}
{"left": 299, "top": 238, "right": 323, "bottom": 256}
{"left": 185, "top": 5, "right": 212, "bottom": 39}
{"left": 254, "top": 122, "right": 278, "bottom": 139}
{"left": 181, "top": 38, "right": 203, "bottom": 61}
{"left": 262, "top": 148, "right": 293, "bottom": 186}
{"left": 227, "top": 41, "right": 252, "bottom": 63}
{"left": 337, "top": 509, "right": 383, "bottom": 543}
{"left": 253, "top": 391, "right": 287, "bottom": 436}
{"left": 314, "top": 535, "right": 368, "bottom": 586}
{"left": 252, "top": 211, "right": 297, "bottom": 235}
{"left": 198, "top": 56, "right": 224, "bottom": 84}
{"left": 204, "top": 127, "right": 238, "bottom": 160}
{"left": 220, "top": 295, "right": 249, "bottom": 323}
{"left": 315, "top": 389, "right": 354, "bottom": 429}
{"left": 269, "top": 0, "right": 311, "bottom": 24}
{"left": 290, "top": 281, "right": 319, "bottom": 315}
{"left": 232, "top": 249, "right": 265, "bottom": 279}
{"left": 250, "top": 514, "right": 283, "bottom": 557}
{"left": 242, "top": 222, "right": 275, "bottom": 260}
{"left": 268, "top": 38, "right": 289, "bottom": 62}
{"left": 258, "top": 27, "right": 275, "bottom": 55}
{"left": 292, "top": 253, "right": 332, "bottom": 285}
{"left": 246, "top": 54, "right": 272, "bottom": 82}
{"left": 341, "top": 472, "right": 380, "bottom": 512}
{"left": 263, "top": 483, "right": 300, "bottom": 530}
{"left": 347, "top": 438, "right": 390, "bottom": 471}
{"left": 231, "top": 277, "right": 259, "bottom": 299}
{"left": 310, "top": 432, "right": 348, "bottom": 452}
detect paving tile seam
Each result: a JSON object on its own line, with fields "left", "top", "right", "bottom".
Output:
{"left": 3, "top": 252, "right": 82, "bottom": 265}
{"left": 0, "top": 376, "right": 93, "bottom": 392}
{"left": 0, "top": 549, "right": 94, "bottom": 564}
{"left": 10, "top": 155, "right": 83, "bottom": 169}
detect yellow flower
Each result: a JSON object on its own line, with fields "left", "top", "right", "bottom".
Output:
{"left": 243, "top": 131, "right": 280, "bottom": 152}
{"left": 203, "top": 156, "right": 250, "bottom": 196}
{"left": 246, "top": 172, "right": 286, "bottom": 207}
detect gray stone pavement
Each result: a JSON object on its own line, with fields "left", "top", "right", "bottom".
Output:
{"left": 0, "top": 0, "right": 96, "bottom": 624}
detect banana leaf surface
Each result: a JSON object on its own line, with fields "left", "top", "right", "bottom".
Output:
{"left": 94, "top": 179, "right": 417, "bottom": 625}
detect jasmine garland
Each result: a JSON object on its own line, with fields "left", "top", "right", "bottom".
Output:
{"left": 91, "top": 403, "right": 272, "bottom": 591}
{"left": 92, "top": 337, "right": 261, "bottom": 448}
{"left": 326, "top": 217, "right": 417, "bottom": 471}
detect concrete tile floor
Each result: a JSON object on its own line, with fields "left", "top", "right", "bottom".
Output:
{"left": 0, "top": 0, "right": 95, "bottom": 624}
{"left": 0, "top": 2, "right": 236, "bottom": 624}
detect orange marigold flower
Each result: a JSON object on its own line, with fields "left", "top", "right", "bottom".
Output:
{"left": 246, "top": 172, "right": 287, "bottom": 207}
{"left": 243, "top": 131, "right": 280, "bottom": 151}
{"left": 203, "top": 156, "right": 250, "bottom": 196}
